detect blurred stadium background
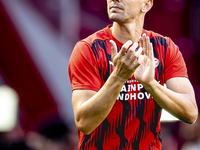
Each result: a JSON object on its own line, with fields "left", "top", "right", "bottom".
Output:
{"left": 0, "top": 0, "right": 200, "bottom": 149}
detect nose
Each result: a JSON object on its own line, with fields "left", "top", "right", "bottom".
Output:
{"left": 113, "top": 0, "right": 120, "bottom": 2}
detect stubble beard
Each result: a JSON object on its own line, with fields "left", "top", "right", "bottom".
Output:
{"left": 108, "top": 13, "right": 129, "bottom": 24}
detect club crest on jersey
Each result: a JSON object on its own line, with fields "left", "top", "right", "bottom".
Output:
{"left": 154, "top": 58, "right": 159, "bottom": 68}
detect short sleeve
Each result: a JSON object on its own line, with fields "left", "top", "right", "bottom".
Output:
{"left": 68, "top": 41, "right": 102, "bottom": 92}
{"left": 164, "top": 38, "right": 188, "bottom": 82}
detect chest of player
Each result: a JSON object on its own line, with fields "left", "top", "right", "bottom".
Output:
{"left": 91, "top": 39, "right": 165, "bottom": 87}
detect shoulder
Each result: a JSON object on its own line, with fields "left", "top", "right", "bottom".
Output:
{"left": 143, "top": 29, "right": 168, "bottom": 40}
{"left": 143, "top": 29, "right": 176, "bottom": 45}
{"left": 143, "top": 29, "right": 176, "bottom": 51}
{"left": 70, "top": 25, "right": 112, "bottom": 64}
{"left": 71, "top": 25, "right": 112, "bottom": 60}
{"left": 81, "top": 25, "right": 112, "bottom": 46}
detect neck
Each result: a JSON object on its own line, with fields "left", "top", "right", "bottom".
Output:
{"left": 110, "top": 18, "right": 144, "bottom": 44}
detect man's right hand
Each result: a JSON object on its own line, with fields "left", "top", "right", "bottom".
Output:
{"left": 110, "top": 40, "right": 143, "bottom": 82}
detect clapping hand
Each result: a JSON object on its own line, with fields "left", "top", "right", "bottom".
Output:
{"left": 134, "top": 34, "right": 155, "bottom": 86}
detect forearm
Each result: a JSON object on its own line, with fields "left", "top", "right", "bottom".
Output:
{"left": 74, "top": 72, "right": 125, "bottom": 135}
{"left": 143, "top": 79, "right": 198, "bottom": 124}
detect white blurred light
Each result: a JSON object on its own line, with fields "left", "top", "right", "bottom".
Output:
{"left": 0, "top": 86, "right": 19, "bottom": 131}
{"left": 161, "top": 109, "right": 179, "bottom": 122}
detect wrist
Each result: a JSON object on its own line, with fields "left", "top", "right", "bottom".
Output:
{"left": 110, "top": 71, "right": 127, "bottom": 84}
{"left": 141, "top": 79, "right": 158, "bottom": 93}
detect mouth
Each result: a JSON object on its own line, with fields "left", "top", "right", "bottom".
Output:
{"left": 110, "top": 5, "right": 123, "bottom": 11}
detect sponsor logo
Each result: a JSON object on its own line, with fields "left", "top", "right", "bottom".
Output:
{"left": 154, "top": 58, "right": 159, "bottom": 68}
{"left": 117, "top": 80, "right": 153, "bottom": 101}
{"left": 117, "top": 80, "right": 160, "bottom": 101}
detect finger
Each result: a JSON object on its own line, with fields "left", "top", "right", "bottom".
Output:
{"left": 139, "top": 36, "right": 144, "bottom": 55}
{"left": 142, "top": 34, "right": 147, "bottom": 56}
{"left": 149, "top": 42, "right": 154, "bottom": 61}
{"left": 141, "top": 34, "right": 148, "bottom": 64}
{"left": 132, "top": 54, "right": 143, "bottom": 70}
{"left": 146, "top": 36, "right": 150, "bottom": 58}
{"left": 110, "top": 40, "right": 118, "bottom": 61}
{"left": 139, "top": 36, "right": 143, "bottom": 48}
{"left": 134, "top": 47, "right": 143, "bottom": 58}
{"left": 126, "top": 42, "right": 138, "bottom": 58}
{"left": 137, "top": 54, "right": 144, "bottom": 64}
{"left": 130, "top": 47, "right": 143, "bottom": 64}
{"left": 119, "top": 40, "right": 133, "bottom": 56}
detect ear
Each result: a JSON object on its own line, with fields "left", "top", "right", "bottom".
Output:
{"left": 141, "top": 0, "right": 153, "bottom": 13}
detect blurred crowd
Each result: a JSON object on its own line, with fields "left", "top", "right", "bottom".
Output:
{"left": 161, "top": 116, "right": 200, "bottom": 150}
{"left": 0, "top": 104, "right": 78, "bottom": 150}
